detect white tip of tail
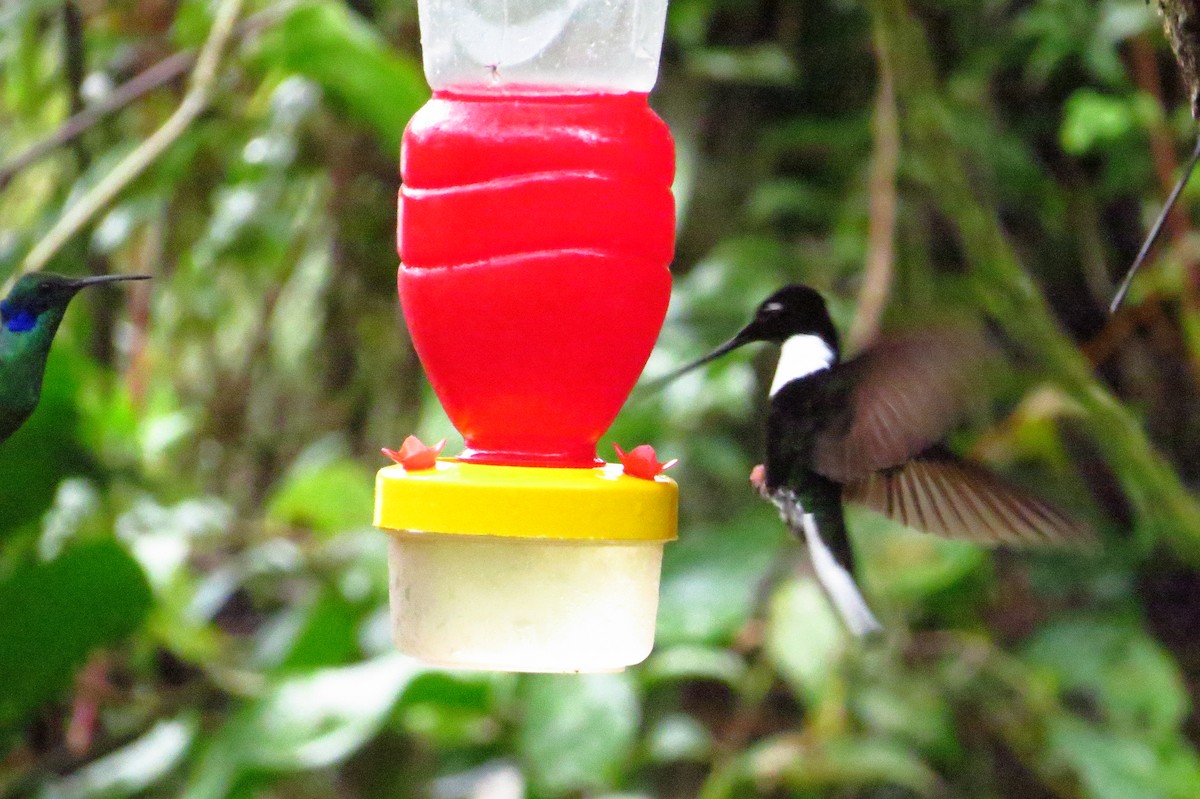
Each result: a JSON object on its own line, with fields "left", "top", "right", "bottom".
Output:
{"left": 798, "top": 512, "right": 883, "bottom": 638}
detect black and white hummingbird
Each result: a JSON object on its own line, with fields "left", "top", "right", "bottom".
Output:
{"left": 666, "top": 285, "right": 1095, "bottom": 636}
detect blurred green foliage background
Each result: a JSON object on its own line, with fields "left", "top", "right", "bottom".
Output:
{"left": 3, "top": 0, "right": 1200, "bottom": 797}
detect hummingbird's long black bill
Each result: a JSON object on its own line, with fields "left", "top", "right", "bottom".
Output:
{"left": 1110, "top": 132, "right": 1200, "bottom": 314}
{"left": 67, "top": 274, "right": 152, "bottom": 290}
{"left": 641, "top": 325, "right": 760, "bottom": 393}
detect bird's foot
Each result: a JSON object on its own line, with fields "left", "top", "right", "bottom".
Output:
{"left": 750, "top": 464, "right": 770, "bottom": 499}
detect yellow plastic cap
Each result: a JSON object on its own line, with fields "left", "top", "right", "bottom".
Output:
{"left": 375, "top": 460, "right": 677, "bottom": 542}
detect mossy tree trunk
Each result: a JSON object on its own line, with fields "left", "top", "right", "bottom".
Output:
{"left": 871, "top": 0, "right": 1200, "bottom": 561}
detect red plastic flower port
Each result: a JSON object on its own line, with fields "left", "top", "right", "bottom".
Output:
{"left": 382, "top": 435, "right": 446, "bottom": 470}
{"left": 614, "top": 443, "right": 678, "bottom": 480}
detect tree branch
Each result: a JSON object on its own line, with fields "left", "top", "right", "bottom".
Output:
{"left": 847, "top": 44, "right": 899, "bottom": 352}
{"left": 0, "top": 51, "right": 195, "bottom": 192}
{"left": 0, "top": 1, "right": 291, "bottom": 197}
{"left": 11, "top": 0, "right": 246, "bottom": 283}
{"left": 61, "top": 2, "right": 87, "bottom": 120}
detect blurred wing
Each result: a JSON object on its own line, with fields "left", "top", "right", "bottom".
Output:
{"left": 843, "top": 455, "right": 1097, "bottom": 550}
{"left": 812, "top": 328, "right": 990, "bottom": 482}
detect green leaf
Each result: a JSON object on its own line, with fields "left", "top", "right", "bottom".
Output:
{"left": 656, "top": 504, "right": 789, "bottom": 645}
{"left": 764, "top": 577, "right": 844, "bottom": 705}
{"left": 1046, "top": 716, "right": 1200, "bottom": 799}
{"left": 793, "top": 738, "right": 939, "bottom": 795}
{"left": 674, "top": 236, "right": 797, "bottom": 327}
{"left": 745, "top": 179, "right": 838, "bottom": 229}
{"left": 517, "top": 673, "right": 639, "bottom": 796}
{"left": 0, "top": 345, "right": 92, "bottom": 534}
{"left": 397, "top": 670, "right": 508, "bottom": 748}
{"left": 0, "top": 541, "right": 152, "bottom": 734}
{"left": 1059, "top": 89, "right": 1154, "bottom": 155}
{"left": 270, "top": 588, "right": 363, "bottom": 673}
{"left": 748, "top": 735, "right": 939, "bottom": 795}
{"left": 241, "top": 655, "right": 419, "bottom": 769}
{"left": 642, "top": 644, "right": 747, "bottom": 687}
{"left": 398, "top": 670, "right": 502, "bottom": 711}
{"left": 266, "top": 457, "right": 375, "bottom": 536}
{"left": 852, "top": 675, "right": 960, "bottom": 764}
{"left": 254, "top": 2, "right": 427, "bottom": 152}
{"left": 1023, "top": 615, "right": 1188, "bottom": 737}
{"left": 646, "top": 713, "right": 712, "bottom": 763}
{"left": 210, "top": 654, "right": 423, "bottom": 779}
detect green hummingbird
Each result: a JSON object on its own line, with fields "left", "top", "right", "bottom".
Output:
{"left": 0, "top": 272, "right": 150, "bottom": 445}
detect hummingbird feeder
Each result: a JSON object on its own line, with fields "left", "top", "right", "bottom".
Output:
{"left": 374, "top": 0, "right": 678, "bottom": 672}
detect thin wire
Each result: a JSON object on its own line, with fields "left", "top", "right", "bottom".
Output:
{"left": 1110, "top": 132, "right": 1200, "bottom": 314}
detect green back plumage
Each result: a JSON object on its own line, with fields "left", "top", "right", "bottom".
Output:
{"left": 0, "top": 272, "right": 150, "bottom": 445}
{"left": 0, "top": 304, "right": 68, "bottom": 441}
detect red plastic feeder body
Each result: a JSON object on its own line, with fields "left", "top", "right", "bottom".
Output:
{"left": 397, "top": 90, "right": 675, "bottom": 467}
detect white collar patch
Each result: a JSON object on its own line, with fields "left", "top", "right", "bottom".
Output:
{"left": 769, "top": 334, "right": 834, "bottom": 397}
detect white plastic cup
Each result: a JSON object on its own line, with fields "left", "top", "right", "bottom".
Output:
{"left": 388, "top": 533, "right": 664, "bottom": 672}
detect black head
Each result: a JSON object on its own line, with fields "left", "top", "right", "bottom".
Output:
{"left": 655, "top": 284, "right": 839, "bottom": 383}
{"left": 1, "top": 273, "right": 150, "bottom": 333}
{"left": 738, "top": 285, "right": 838, "bottom": 346}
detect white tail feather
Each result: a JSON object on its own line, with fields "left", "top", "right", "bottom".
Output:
{"left": 772, "top": 490, "right": 883, "bottom": 637}
{"left": 792, "top": 508, "right": 882, "bottom": 638}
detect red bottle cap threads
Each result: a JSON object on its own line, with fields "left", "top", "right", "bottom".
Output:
{"left": 398, "top": 92, "right": 675, "bottom": 467}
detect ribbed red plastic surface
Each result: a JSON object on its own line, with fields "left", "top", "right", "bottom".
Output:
{"left": 398, "top": 91, "right": 675, "bottom": 466}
